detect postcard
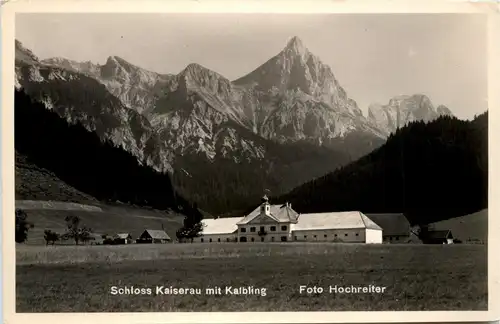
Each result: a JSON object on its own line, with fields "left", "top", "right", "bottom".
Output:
{"left": 2, "top": 0, "right": 499, "bottom": 323}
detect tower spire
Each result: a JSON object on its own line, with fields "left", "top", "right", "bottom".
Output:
{"left": 260, "top": 191, "right": 271, "bottom": 215}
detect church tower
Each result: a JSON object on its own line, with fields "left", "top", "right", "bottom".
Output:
{"left": 260, "top": 194, "right": 271, "bottom": 216}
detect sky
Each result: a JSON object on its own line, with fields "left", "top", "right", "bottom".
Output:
{"left": 16, "top": 13, "right": 487, "bottom": 120}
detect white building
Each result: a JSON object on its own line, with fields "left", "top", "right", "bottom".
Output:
{"left": 196, "top": 217, "right": 239, "bottom": 243}
{"left": 192, "top": 195, "right": 383, "bottom": 244}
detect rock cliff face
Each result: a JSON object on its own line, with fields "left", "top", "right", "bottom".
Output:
{"left": 16, "top": 41, "right": 174, "bottom": 173}
{"left": 367, "top": 94, "right": 454, "bottom": 135}
{"left": 232, "top": 36, "right": 384, "bottom": 145}
{"left": 42, "top": 56, "right": 174, "bottom": 114}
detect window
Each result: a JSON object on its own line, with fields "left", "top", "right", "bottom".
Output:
{"left": 314, "top": 235, "right": 317, "bottom": 238}
{"left": 240, "top": 237, "right": 247, "bottom": 242}
{"left": 250, "top": 227, "right": 256, "bottom": 232}
{"left": 226, "top": 238, "right": 230, "bottom": 242}
{"left": 304, "top": 235, "right": 307, "bottom": 239}
{"left": 294, "top": 236, "right": 298, "bottom": 240}
{"left": 201, "top": 238, "right": 204, "bottom": 243}
{"left": 345, "top": 233, "right": 348, "bottom": 237}
{"left": 281, "top": 225, "right": 287, "bottom": 231}
{"left": 260, "top": 226, "right": 265, "bottom": 232}
{"left": 209, "top": 238, "right": 212, "bottom": 242}
{"left": 334, "top": 234, "right": 338, "bottom": 237}
{"left": 261, "top": 237, "right": 264, "bottom": 242}
{"left": 324, "top": 234, "right": 327, "bottom": 238}
{"left": 355, "top": 233, "right": 359, "bottom": 237}
{"left": 281, "top": 236, "right": 287, "bottom": 242}
{"left": 218, "top": 238, "right": 221, "bottom": 242}
{"left": 251, "top": 237, "right": 255, "bottom": 242}
{"left": 271, "top": 237, "right": 275, "bottom": 242}
{"left": 241, "top": 228, "right": 246, "bottom": 233}
{"left": 396, "top": 237, "right": 399, "bottom": 241}
{"left": 270, "top": 226, "right": 276, "bottom": 232}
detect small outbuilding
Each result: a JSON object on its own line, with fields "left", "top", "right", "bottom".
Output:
{"left": 136, "top": 229, "right": 171, "bottom": 244}
{"left": 422, "top": 230, "right": 454, "bottom": 244}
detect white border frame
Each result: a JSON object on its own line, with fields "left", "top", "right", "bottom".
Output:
{"left": 2, "top": 1, "right": 499, "bottom": 323}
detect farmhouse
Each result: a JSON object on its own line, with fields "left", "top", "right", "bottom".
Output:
{"left": 365, "top": 213, "right": 412, "bottom": 243}
{"left": 114, "top": 233, "right": 133, "bottom": 245}
{"left": 136, "top": 229, "right": 171, "bottom": 244}
{"left": 192, "top": 195, "right": 383, "bottom": 244}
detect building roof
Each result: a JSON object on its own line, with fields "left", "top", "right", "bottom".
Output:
{"left": 426, "top": 230, "right": 453, "bottom": 240}
{"left": 115, "top": 233, "right": 132, "bottom": 239}
{"left": 201, "top": 217, "right": 244, "bottom": 235}
{"left": 142, "top": 229, "right": 171, "bottom": 240}
{"left": 294, "top": 211, "right": 382, "bottom": 231}
{"left": 237, "top": 203, "right": 299, "bottom": 225}
{"left": 365, "top": 213, "right": 411, "bottom": 236}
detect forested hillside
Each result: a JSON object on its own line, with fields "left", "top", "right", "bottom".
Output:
{"left": 15, "top": 89, "right": 199, "bottom": 218}
{"left": 277, "top": 112, "right": 488, "bottom": 225}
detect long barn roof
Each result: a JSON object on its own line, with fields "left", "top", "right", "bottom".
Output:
{"left": 201, "top": 217, "right": 244, "bottom": 235}
{"left": 294, "top": 211, "right": 382, "bottom": 231}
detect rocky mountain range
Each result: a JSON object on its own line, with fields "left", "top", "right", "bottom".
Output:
{"left": 15, "top": 40, "right": 174, "bottom": 173}
{"left": 367, "top": 94, "right": 454, "bottom": 135}
{"left": 14, "top": 36, "right": 455, "bottom": 214}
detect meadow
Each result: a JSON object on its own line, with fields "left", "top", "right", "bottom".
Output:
{"left": 16, "top": 243, "right": 487, "bottom": 312}
{"left": 16, "top": 202, "right": 185, "bottom": 245}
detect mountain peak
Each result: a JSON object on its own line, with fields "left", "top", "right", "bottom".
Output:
{"left": 184, "top": 62, "right": 206, "bottom": 72}
{"left": 284, "top": 36, "right": 308, "bottom": 55}
{"left": 437, "top": 104, "right": 453, "bottom": 116}
{"left": 106, "top": 55, "right": 124, "bottom": 64}
{"left": 15, "top": 39, "right": 40, "bottom": 64}
{"left": 105, "top": 55, "right": 139, "bottom": 69}
{"left": 180, "top": 63, "right": 226, "bottom": 79}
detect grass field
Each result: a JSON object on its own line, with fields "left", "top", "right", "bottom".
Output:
{"left": 16, "top": 243, "right": 487, "bottom": 312}
{"left": 17, "top": 201, "right": 185, "bottom": 245}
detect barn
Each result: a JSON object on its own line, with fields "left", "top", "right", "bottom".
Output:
{"left": 114, "top": 233, "right": 133, "bottom": 245}
{"left": 193, "top": 195, "right": 383, "bottom": 244}
{"left": 365, "top": 213, "right": 412, "bottom": 243}
{"left": 136, "top": 229, "right": 171, "bottom": 244}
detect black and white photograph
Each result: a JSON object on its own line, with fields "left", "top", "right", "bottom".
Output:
{"left": 4, "top": 1, "right": 494, "bottom": 317}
